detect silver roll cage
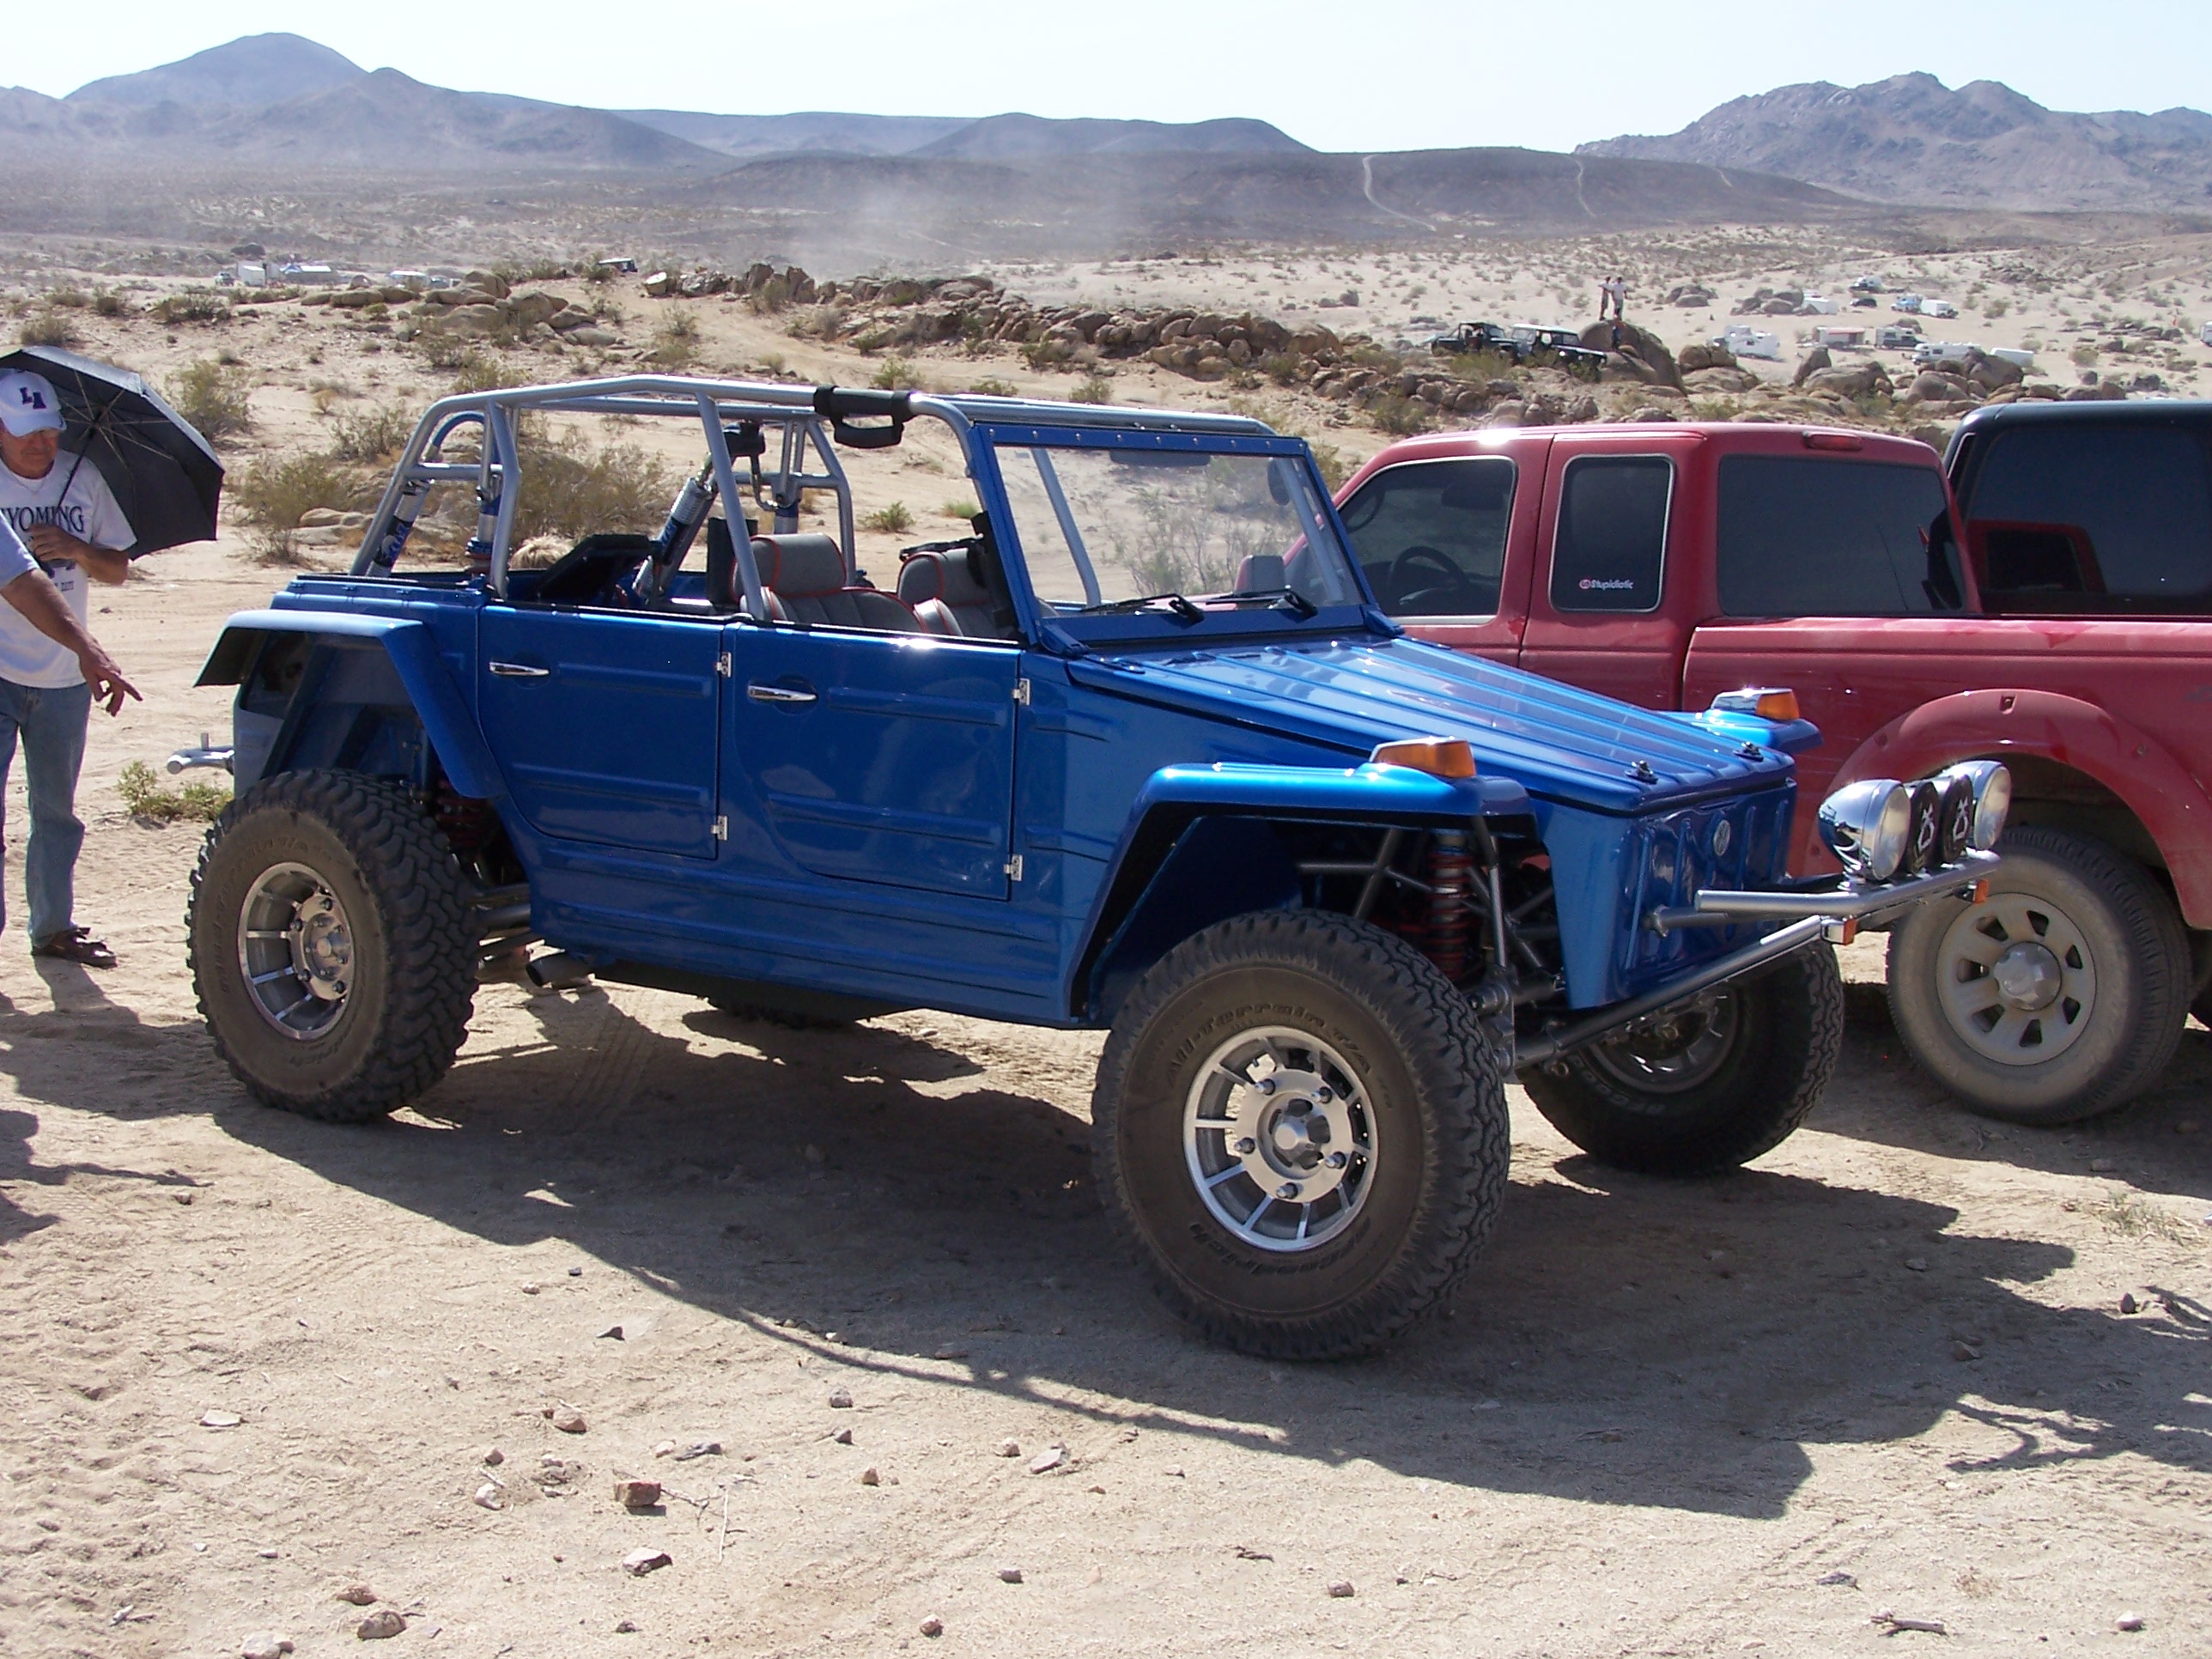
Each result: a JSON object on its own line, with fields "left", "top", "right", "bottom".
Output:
{"left": 348, "top": 374, "right": 1275, "bottom": 621}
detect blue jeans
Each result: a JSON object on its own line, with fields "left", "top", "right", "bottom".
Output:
{"left": 0, "top": 678, "right": 90, "bottom": 945}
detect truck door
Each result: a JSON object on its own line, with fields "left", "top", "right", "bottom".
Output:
{"left": 477, "top": 605, "right": 724, "bottom": 859}
{"left": 1519, "top": 441, "right": 1694, "bottom": 708}
{"left": 1680, "top": 449, "right": 1964, "bottom": 874}
{"left": 1337, "top": 447, "right": 1536, "bottom": 662}
{"left": 723, "top": 625, "right": 1023, "bottom": 898}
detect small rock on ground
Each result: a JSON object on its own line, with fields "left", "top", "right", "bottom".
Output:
{"left": 828, "top": 1389, "right": 854, "bottom": 1410}
{"left": 335, "top": 1585, "right": 377, "bottom": 1606}
{"left": 623, "top": 1547, "right": 672, "bottom": 1576}
{"left": 472, "top": 1483, "right": 503, "bottom": 1510}
{"left": 998, "top": 1565, "right": 1023, "bottom": 1583}
{"left": 860, "top": 1467, "right": 880, "bottom": 1486}
{"left": 356, "top": 1610, "right": 407, "bottom": 1640}
{"left": 1027, "top": 1445, "right": 1066, "bottom": 1474}
{"left": 1328, "top": 1581, "right": 1356, "bottom": 1598}
{"left": 613, "top": 1479, "right": 661, "bottom": 1509}
{"left": 551, "top": 1409, "right": 587, "bottom": 1434}
{"left": 2118, "top": 1613, "right": 2146, "bottom": 1632}
{"left": 241, "top": 1634, "right": 294, "bottom": 1659}
{"left": 920, "top": 1616, "right": 945, "bottom": 1637}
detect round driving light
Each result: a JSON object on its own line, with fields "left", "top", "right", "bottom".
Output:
{"left": 1933, "top": 769, "right": 1975, "bottom": 866}
{"left": 1900, "top": 779, "right": 1943, "bottom": 877}
{"left": 1818, "top": 778, "right": 1911, "bottom": 883}
{"left": 1937, "top": 760, "right": 2011, "bottom": 852}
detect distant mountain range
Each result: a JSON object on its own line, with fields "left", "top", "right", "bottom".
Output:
{"left": 1581, "top": 73, "right": 2212, "bottom": 213}
{"left": 1, "top": 33, "right": 1310, "bottom": 173}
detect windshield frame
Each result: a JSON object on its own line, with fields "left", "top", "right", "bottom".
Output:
{"left": 969, "top": 421, "right": 1384, "bottom": 647}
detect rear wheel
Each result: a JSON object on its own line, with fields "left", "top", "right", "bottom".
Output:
{"left": 1091, "top": 910, "right": 1510, "bottom": 1360}
{"left": 1522, "top": 943, "right": 1843, "bottom": 1175}
{"left": 1886, "top": 826, "right": 2188, "bottom": 1124}
{"left": 188, "top": 771, "right": 477, "bottom": 1123}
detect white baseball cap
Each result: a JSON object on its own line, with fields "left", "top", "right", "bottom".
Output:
{"left": 0, "top": 370, "right": 65, "bottom": 437}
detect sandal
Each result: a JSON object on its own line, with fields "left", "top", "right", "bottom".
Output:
{"left": 33, "top": 927, "right": 118, "bottom": 969}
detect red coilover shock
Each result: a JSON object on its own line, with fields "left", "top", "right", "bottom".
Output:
{"left": 1425, "top": 829, "right": 1473, "bottom": 982}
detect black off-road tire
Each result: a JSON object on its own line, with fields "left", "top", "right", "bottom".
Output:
{"left": 188, "top": 770, "right": 477, "bottom": 1123}
{"left": 1522, "top": 942, "right": 1843, "bottom": 1175}
{"left": 1091, "top": 910, "right": 1511, "bottom": 1361}
{"left": 1887, "top": 826, "right": 2189, "bottom": 1125}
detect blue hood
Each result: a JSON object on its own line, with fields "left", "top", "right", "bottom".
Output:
{"left": 1069, "top": 635, "right": 1796, "bottom": 815}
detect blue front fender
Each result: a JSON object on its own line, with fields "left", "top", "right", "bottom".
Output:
{"left": 1068, "top": 760, "right": 1532, "bottom": 1020}
{"left": 197, "top": 610, "right": 506, "bottom": 801}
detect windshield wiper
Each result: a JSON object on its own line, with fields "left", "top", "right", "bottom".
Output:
{"left": 1077, "top": 592, "right": 1205, "bottom": 623}
{"left": 1194, "top": 586, "right": 1318, "bottom": 619}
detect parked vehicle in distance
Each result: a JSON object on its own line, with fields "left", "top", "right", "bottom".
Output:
{"left": 1877, "top": 325, "right": 1922, "bottom": 351}
{"left": 1802, "top": 295, "right": 1841, "bottom": 316}
{"left": 179, "top": 378, "right": 1994, "bottom": 1360}
{"left": 1923, "top": 300, "right": 1960, "bottom": 319}
{"left": 1340, "top": 416, "right": 2212, "bottom": 1125}
{"left": 1914, "top": 340, "right": 1980, "bottom": 367}
{"left": 1893, "top": 295, "right": 1925, "bottom": 314}
{"left": 1718, "top": 325, "right": 1784, "bottom": 361}
{"left": 1851, "top": 276, "right": 1886, "bottom": 293}
{"left": 1428, "top": 321, "right": 1604, "bottom": 372}
{"left": 1990, "top": 348, "right": 2037, "bottom": 371}
{"left": 1852, "top": 295, "right": 1881, "bottom": 309}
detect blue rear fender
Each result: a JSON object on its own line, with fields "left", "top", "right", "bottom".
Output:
{"left": 1072, "top": 760, "right": 1531, "bottom": 1022}
{"left": 196, "top": 610, "right": 505, "bottom": 801}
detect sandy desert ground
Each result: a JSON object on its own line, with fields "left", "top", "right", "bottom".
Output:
{"left": 0, "top": 236, "right": 2209, "bottom": 1658}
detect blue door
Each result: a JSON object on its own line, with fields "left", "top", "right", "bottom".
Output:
{"left": 478, "top": 608, "right": 724, "bottom": 859}
{"left": 724, "top": 627, "right": 1021, "bottom": 896}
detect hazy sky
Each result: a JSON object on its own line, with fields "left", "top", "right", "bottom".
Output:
{"left": 9, "top": 0, "right": 2207, "bottom": 154}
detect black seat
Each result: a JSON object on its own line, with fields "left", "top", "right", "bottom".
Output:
{"left": 896, "top": 542, "right": 1012, "bottom": 637}
{"left": 756, "top": 533, "right": 922, "bottom": 631}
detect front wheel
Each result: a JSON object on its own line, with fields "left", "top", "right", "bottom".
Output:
{"left": 188, "top": 771, "right": 478, "bottom": 1122}
{"left": 1091, "top": 910, "right": 1510, "bottom": 1360}
{"left": 1522, "top": 943, "right": 1843, "bottom": 1175}
{"left": 1886, "top": 826, "right": 2189, "bottom": 1125}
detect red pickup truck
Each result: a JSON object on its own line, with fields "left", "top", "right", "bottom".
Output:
{"left": 1336, "top": 405, "right": 2212, "bottom": 1125}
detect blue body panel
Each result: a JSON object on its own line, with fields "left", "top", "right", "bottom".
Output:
{"left": 197, "top": 417, "right": 1814, "bottom": 1027}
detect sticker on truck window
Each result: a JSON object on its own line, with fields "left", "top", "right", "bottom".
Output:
{"left": 1550, "top": 456, "right": 1672, "bottom": 614}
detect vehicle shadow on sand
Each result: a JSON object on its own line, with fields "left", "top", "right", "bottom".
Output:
{"left": 1817, "top": 993, "right": 2212, "bottom": 1208}
{"left": 208, "top": 985, "right": 2212, "bottom": 1522}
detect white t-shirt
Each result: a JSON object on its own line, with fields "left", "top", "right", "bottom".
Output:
{"left": 0, "top": 453, "right": 133, "bottom": 689}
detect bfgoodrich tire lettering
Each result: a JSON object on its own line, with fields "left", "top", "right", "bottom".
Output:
{"left": 1091, "top": 910, "right": 1510, "bottom": 1360}
{"left": 188, "top": 771, "right": 477, "bottom": 1122}
{"left": 1886, "top": 826, "right": 2188, "bottom": 1125}
{"left": 1522, "top": 942, "right": 1843, "bottom": 1175}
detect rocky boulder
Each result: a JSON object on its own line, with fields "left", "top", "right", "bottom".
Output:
{"left": 1579, "top": 321, "right": 1680, "bottom": 390}
{"left": 1665, "top": 283, "right": 1717, "bottom": 308}
{"left": 1676, "top": 342, "right": 1738, "bottom": 374}
{"left": 1791, "top": 346, "right": 1832, "bottom": 387}
{"left": 1804, "top": 362, "right": 1892, "bottom": 400}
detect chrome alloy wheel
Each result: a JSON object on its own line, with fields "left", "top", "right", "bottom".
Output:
{"left": 1182, "top": 1026, "right": 1376, "bottom": 1253}
{"left": 237, "top": 861, "right": 356, "bottom": 1041}
{"left": 1585, "top": 991, "right": 1741, "bottom": 1098}
{"left": 1935, "top": 891, "right": 2096, "bottom": 1064}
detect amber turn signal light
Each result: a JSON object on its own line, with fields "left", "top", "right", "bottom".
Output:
{"left": 1371, "top": 737, "right": 1478, "bottom": 779}
{"left": 1710, "top": 687, "right": 1802, "bottom": 723}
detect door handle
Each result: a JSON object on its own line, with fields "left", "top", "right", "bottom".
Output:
{"left": 488, "top": 660, "right": 550, "bottom": 678}
{"left": 747, "top": 682, "right": 817, "bottom": 705}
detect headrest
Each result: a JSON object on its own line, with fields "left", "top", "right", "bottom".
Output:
{"left": 897, "top": 544, "right": 995, "bottom": 610}
{"left": 1234, "top": 553, "right": 1285, "bottom": 593}
{"left": 753, "top": 533, "right": 847, "bottom": 597}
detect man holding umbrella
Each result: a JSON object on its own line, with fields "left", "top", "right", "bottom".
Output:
{"left": 0, "top": 368, "right": 141, "bottom": 969}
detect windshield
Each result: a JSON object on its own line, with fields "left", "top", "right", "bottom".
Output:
{"left": 991, "top": 443, "right": 1365, "bottom": 616}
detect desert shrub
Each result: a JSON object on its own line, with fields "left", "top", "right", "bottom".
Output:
{"left": 1069, "top": 375, "right": 1113, "bottom": 404}
{"left": 167, "top": 358, "right": 255, "bottom": 441}
{"left": 1344, "top": 343, "right": 1402, "bottom": 372}
{"left": 508, "top": 433, "right": 676, "bottom": 545}
{"left": 746, "top": 274, "right": 793, "bottom": 314}
{"left": 790, "top": 304, "right": 845, "bottom": 342}
{"left": 152, "top": 289, "right": 229, "bottom": 325}
{"left": 1689, "top": 398, "right": 1741, "bottom": 422}
{"left": 1440, "top": 349, "right": 1516, "bottom": 383}
{"left": 1260, "top": 350, "right": 1303, "bottom": 386}
{"left": 1368, "top": 392, "right": 1433, "bottom": 436}
{"left": 860, "top": 501, "right": 914, "bottom": 534}
{"left": 966, "top": 378, "right": 1018, "bottom": 398}
{"left": 2070, "top": 343, "right": 2100, "bottom": 367}
{"left": 91, "top": 288, "right": 129, "bottom": 319}
{"left": 651, "top": 312, "right": 700, "bottom": 370}
{"left": 1304, "top": 441, "right": 1347, "bottom": 492}
{"left": 118, "top": 759, "right": 229, "bottom": 823}
{"left": 233, "top": 450, "right": 359, "bottom": 562}
{"left": 871, "top": 356, "right": 923, "bottom": 391}
{"left": 1983, "top": 297, "right": 2010, "bottom": 319}
{"left": 584, "top": 260, "right": 617, "bottom": 285}
{"left": 20, "top": 310, "right": 79, "bottom": 348}
{"left": 940, "top": 497, "right": 979, "bottom": 520}
{"left": 446, "top": 352, "right": 521, "bottom": 395}
{"left": 45, "top": 286, "right": 89, "bottom": 310}
{"left": 329, "top": 404, "right": 413, "bottom": 465}
{"left": 1020, "top": 339, "right": 1075, "bottom": 370}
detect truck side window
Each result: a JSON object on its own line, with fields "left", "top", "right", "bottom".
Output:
{"left": 1550, "top": 456, "right": 1671, "bottom": 613}
{"left": 1962, "top": 424, "right": 2212, "bottom": 612}
{"left": 1338, "top": 457, "right": 1515, "bottom": 617}
{"left": 1717, "top": 456, "right": 1958, "bottom": 616}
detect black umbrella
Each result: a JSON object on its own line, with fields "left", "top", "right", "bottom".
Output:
{"left": 0, "top": 344, "right": 224, "bottom": 556}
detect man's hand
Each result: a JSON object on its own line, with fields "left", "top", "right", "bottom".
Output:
{"left": 77, "top": 646, "right": 139, "bottom": 716}
{"left": 27, "top": 525, "right": 129, "bottom": 585}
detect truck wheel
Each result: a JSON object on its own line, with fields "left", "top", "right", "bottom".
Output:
{"left": 1886, "top": 826, "right": 2188, "bottom": 1125}
{"left": 1091, "top": 910, "right": 1510, "bottom": 1360}
{"left": 188, "top": 770, "right": 478, "bottom": 1123}
{"left": 1522, "top": 943, "right": 1843, "bottom": 1175}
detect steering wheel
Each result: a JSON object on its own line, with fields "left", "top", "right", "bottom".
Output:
{"left": 527, "top": 533, "right": 659, "bottom": 606}
{"left": 1388, "top": 545, "right": 1480, "bottom": 611}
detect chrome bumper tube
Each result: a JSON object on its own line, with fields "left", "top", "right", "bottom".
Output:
{"left": 1516, "top": 853, "right": 2002, "bottom": 1071}
{"left": 1644, "top": 851, "right": 2001, "bottom": 935}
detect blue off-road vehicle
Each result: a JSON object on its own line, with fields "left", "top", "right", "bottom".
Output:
{"left": 184, "top": 376, "right": 2004, "bottom": 1358}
